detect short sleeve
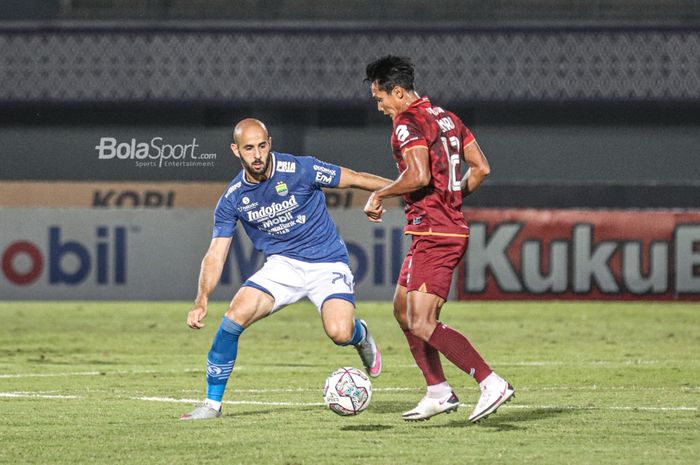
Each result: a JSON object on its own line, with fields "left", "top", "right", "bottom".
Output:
{"left": 212, "top": 194, "right": 238, "bottom": 238}
{"left": 449, "top": 111, "right": 475, "bottom": 148}
{"left": 461, "top": 125, "right": 476, "bottom": 148}
{"left": 299, "top": 156, "right": 341, "bottom": 188}
{"left": 393, "top": 113, "right": 428, "bottom": 152}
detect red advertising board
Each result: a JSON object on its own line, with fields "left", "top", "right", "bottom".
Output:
{"left": 457, "top": 209, "right": 700, "bottom": 301}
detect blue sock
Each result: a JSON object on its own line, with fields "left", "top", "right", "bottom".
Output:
{"left": 206, "top": 317, "right": 245, "bottom": 403}
{"left": 337, "top": 318, "right": 366, "bottom": 346}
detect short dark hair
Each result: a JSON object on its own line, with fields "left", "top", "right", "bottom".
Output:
{"left": 365, "top": 55, "right": 415, "bottom": 93}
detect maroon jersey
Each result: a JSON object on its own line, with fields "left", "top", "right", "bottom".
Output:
{"left": 391, "top": 96, "right": 474, "bottom": 236}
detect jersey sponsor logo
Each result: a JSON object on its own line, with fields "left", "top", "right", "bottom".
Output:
{"left": 261, "top": 211, "right": 294, "bottom": 229}
{"left": 313, "top": 164, "right": 337, "bottom": 176}
{"left": 276, "top": 160, "right": 296, "bottom": 173}
{"left": 237, "top": 199, "right": 260, "bottom": 212}
{"left": 315, "top": 172, "right": 334, "bottom": 184}
{"left": 225, "top": 182, "right": 242, "bottom": 198}
{"left": 395, "top": 125, "right": 410, "bottom": 142}
{"left": 246, "top": 195, "right": 299, "bottom": 222}
{"left": 275, "top": 181, "right": 289, "bottom": 196}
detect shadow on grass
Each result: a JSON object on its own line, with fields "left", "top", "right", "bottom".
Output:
{"left": 263, "top": 363, "right": 319, "bottom": 368}
{"left": 217, "top": 406, "right": 319, "bottom": 419}
{"left": 368, "top": 400, "right": 416, "bottom": 414}
{"left": 341, "top": 424, "right": 394, "bottom": 432}
{"left": 427, "top": 408, "right": 570, "bottom": 431}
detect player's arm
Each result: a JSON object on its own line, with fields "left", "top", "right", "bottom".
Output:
{"left": 187, "top": 237, "right": 232, "bottom": 329}
{"left": 364, "top": 147, "right": 431, "bottom": 222}
{"left": 460, "top": 140, "right": 490, "bottom": 196}
{"left": 336, "top": 166, "right": 392, "bottom": 191}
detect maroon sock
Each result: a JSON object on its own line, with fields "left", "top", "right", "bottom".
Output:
{"left": 402, "top": 329, "right": 446, "bottom": 386}
{"left": 427, "top": 323, "right": 492, "bottom": 383}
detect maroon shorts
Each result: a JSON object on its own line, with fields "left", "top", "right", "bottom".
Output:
{"left": 398, "top": 234, "right": 469, "bottom": 300}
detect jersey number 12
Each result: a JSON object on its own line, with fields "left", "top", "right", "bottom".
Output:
{"left": 440, "top": 136, "right": 461, "bottom": 192}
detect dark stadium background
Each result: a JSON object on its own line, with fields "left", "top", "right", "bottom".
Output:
{"left": 1, "top": 0, "right": 699, "bottom": 300}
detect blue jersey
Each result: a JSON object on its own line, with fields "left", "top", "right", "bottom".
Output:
{"left": 212, "top": 151, "right": 349, "bottom": 264}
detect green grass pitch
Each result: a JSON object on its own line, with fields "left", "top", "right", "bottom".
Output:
{"left": 1, "top": 301, "right": 698, "bottom": 465}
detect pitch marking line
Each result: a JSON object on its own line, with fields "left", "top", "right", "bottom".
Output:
{"left": 133, "top": 396, "right": 324, "bottom": 407}
{"left": 0, "top": 371, "right": 104, "bottom": 379}
{"left": 2, "top": 392, "right": 696, "bottom": 412}
{"left": 0, "top": 392, "right": 79, "bottom": 399}
{"left": 2, "top": 360, "right": 696, "bottom": 380}
{"left": 187, "top": 386, "right": 698, "bottom": 393}
{"left": 500, "top": 404, "right": 698, "bottom": 412}
{"left": 0, "top": 369, "right": 203, "bottom": 379}
{"left": 131, "top": 396, "right": 698, "bottom": 412}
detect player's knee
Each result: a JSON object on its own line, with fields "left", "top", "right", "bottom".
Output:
{"left": 407, "top": 319, "right": 433, "bottom": 342}
{"left": 224, "top": 308, "right": 249, "bottom": 328}
{"left": 393, "top": 306, "right": 409, "bottom": 329}
{"left": 393, "top": 298, "right": 409, "bottom": 326}
{"left": 326, "top": 321, "right": 353, "bottom": 345}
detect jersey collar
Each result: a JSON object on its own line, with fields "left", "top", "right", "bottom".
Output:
{"left": 409, "top": 96, "right": 431, "bottom": 109}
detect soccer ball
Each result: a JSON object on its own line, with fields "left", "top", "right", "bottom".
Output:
{"left": 323, "top": 367, "right": 372, "bottom": 416}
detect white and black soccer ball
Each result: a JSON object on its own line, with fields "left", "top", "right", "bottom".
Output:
{"left": 323, "top": 367, "right": 372, "bottom": 416}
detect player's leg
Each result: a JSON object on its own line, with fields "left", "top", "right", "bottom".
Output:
{"left": 395, "top": 282, "right": 458, "bottom": 421}
{"left": 308, "top": 261, "right": 381, "bottom": 377}
{"left": 321, "top": 298, "right": 382, "bottom": 378}
{"left": 182, "top": 255, "right": 304, "bottom": 420}
{"left": 396, "top": 244, "right": 451, "bottom": 390}
{"left": 408, "top": 288, "right": 491, "bottom": 381}
{"left": 400, "top": 288, "right": 460, "bottom": 420}
{"left": 320, "top": 298, "right": 356, "bottom": 344}
{"left": 406, "top": 235, "right": 514, "bottom": 422}
{"left": 180, "top": 286, "right": 274, "bottom": 420}
{"left": 396, "top": 244, "right": 455, "bottom": 420}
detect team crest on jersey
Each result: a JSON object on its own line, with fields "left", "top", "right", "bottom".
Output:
{"left": 275, "top": 181, "right": 289, "bottom": 196}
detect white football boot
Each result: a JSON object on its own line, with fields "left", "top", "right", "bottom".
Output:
{"left": 402, "top": 391, "right": 460, "bottom": 421}
{"left": 468, "top": 372, "right": 515, "bottom": 423}
{"left": 180, "top": 403, "right": 222, "bottom": 420}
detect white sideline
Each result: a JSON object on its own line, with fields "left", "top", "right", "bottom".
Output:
{"left": 0, "top": 371, "right": 103, "bottom": 379}
{"left": 1, "top": 391, "right": 696, "bottom": 412}
{"left": 131, "top": 396, "right": 697, "bottom": 412}
{"left": 0, "top": 368, "right": 202, "bottom": 379}
{"left": 1, "top": 359, "right": 695, "bottom": 379}
{"left": 133, "top": 396, "right": 324, "bottom": 406}
{"left": 0, "top": 392, "right": 79, "bottom": 399}
{"left": 496, "top": 404, "right": 698, "bottom": 412}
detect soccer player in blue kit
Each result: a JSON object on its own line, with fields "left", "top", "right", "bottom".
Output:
{"left": 181, "top": 118, "right": 391, "bottom": 420}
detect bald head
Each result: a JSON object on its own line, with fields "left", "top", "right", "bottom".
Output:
{"left": 233, "top": 118, "right": 268, "bottom": 145}
{"left": 230, "top": 118, "right": 273, "bottom": 181}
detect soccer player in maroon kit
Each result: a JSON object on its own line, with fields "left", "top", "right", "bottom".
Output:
{"left": 364, "top": 55, "right": 514, "bottom": 422}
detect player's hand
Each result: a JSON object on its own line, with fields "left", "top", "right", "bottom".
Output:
{"left": 187, "top": 303, "right": 208, "bottom": 329}
{"left": 364, "top": 192, "right": 385, "bottom": 223}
